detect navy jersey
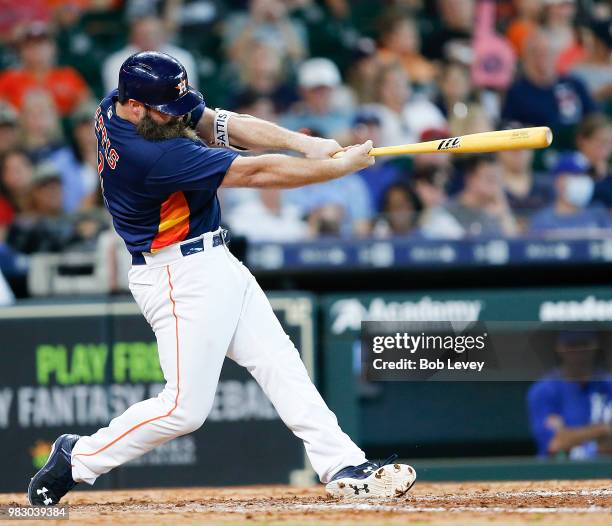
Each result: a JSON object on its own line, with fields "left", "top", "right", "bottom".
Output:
{"left": 527, "top": 371, "right": 612, "bottom": 459}
{"left": 502, "top": 75, "right": 597, "bottom": 128}
{"left": 95, "top": 90, "right": 239, "bottom": 255}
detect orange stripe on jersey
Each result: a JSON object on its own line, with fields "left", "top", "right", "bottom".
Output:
{"left": 151, "top": 191, "right": 190, "bottom": 251}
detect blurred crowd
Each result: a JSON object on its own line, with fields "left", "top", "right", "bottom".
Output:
{"left": 0, "top": 0, "right": 611, "bottom": 257}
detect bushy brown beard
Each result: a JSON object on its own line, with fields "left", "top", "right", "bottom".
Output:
{"left": 136, "top": 111, "right": 199, "bottom": 142}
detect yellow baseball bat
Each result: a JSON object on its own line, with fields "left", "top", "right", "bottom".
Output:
{"left": 335, "top": 127, "right": 553, "bottom": 157}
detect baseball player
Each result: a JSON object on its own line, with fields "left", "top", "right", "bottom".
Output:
{"left": 28, "top": 52, "right": 416, "bottom": 504}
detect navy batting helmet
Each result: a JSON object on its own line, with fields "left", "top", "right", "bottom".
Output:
{"left": 118, "top": 51, "right": 203, "bottom": 116}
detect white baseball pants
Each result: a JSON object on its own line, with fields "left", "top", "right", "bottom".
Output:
{"left": 71, "top": 232, "right": 366, "bottom": 484}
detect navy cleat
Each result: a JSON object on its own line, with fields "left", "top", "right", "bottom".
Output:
{"left": 28, "top": 434, "right": 80, "bottom": 506}
{"left": 325, "top": 454, "right": 416, "bottom": 499}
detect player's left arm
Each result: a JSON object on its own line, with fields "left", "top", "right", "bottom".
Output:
{"left": 194, "top": 107, "right": 342, "bottom": 159}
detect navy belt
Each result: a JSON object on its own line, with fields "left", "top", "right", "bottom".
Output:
{"left": 132, "top": 229, "right": 229, "bottom": 265}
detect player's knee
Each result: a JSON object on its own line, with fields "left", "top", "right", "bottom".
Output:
{"left": 179, "top": 414, "right": 207, "bottom": 434}
{"left": 172, "top": 400, "right": 212, "bottom": 434}
{"left": 172, "top": 409, "right": 207, "bottom": 434}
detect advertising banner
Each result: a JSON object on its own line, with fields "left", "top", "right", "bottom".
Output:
{"left": 320, "top": 287, "right": 612, "bottom": 451}
{"left": 0, "top": 295, "right": 315, "bottom": 492}
{"left": 248, "top": 238, "right": 612, "bottom": 271}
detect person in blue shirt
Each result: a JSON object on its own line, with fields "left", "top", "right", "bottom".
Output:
{"left": 349, "top": 110, "right": 403, "bottom": 212}
{"left": 502, "top": 30, "right": 597, "bottom": 148}
{"left": 285, "top": 123, "right": 375, "bottom": 238}
{"left": 285, "top": 168, "right": 374, "bottom": 237}
{"left": 527, "top": 331, "right": 612, "bottom": 459}
{"left": 529, "top": 152, "right": 611, "bottom": 234}
{"left": 280, "top": 58, "right": 353, "bottom": 140}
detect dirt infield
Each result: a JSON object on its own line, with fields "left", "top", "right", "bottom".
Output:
{"left": 2, "top": 480, "right": 610, "bottom": 525}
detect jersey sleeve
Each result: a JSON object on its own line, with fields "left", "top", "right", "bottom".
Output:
{"left": 527, "top": 381, "right": 560, "bottom": 456}
{"left": 146, "top": 140, "right": 239, "bottom": 193}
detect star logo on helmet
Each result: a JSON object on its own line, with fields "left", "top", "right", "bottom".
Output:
{"left": 175, "top": 79, "right": 188, "bottom": 96}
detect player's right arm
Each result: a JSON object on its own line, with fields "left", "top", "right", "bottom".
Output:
{"left": 195, "top": 107, "right": 342, "bottom": 159}
{"left": 222, "top": 141, "right": 374, "bottom": 189}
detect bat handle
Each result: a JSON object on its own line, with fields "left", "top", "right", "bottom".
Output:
{"left": 332, "top": 148, "right": 374, "bottom": 159}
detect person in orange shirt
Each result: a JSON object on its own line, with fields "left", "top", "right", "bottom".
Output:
{"left": 541, "top": 0, "right": 584, "bottom": 75}
{"left": 376, "top": 9, "right": 436, "bottom": 86}
{"left": 0, "top": 21, "right": 90, "bottom": 116}
{"left": 506, "top": 0, "right": 543, "bottom": 55}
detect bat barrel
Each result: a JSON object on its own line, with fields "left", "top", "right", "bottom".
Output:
{"left": 368, "top": 127, "right": 553, "bottom": 157}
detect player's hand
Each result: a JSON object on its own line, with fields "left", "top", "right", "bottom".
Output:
{"left": 302, "top": 137, "right": 343, "bottom": 159}
{"left": 337, "top": 140, "right": 375, "bottom": 172}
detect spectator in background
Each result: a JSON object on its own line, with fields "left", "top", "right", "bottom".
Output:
{"left": 18, "top": 90, "right": 88, "bottom": 212}
{"left": 28, "top": 163, "right": 63, "bottom": 218}
{"left": 376, "top": 9, "right": 436, "bottom": 86}
{"left": 0, "top": 103, "right": 19, "bottom": 155}
{"left": 125, "top": 0, "right": 224, "bottom": 43}
{"left": 435, "top": 61, "right": 472, "bottom": 120}
{"left": 577, "top": 114, "right": 612, "bottom": 180}
{"left": 502, "top": 30, "right": 597, "bottom": 144}
{"left": 0, "top": 22, "right": 89, "bottom": 116}
{"left": 412, "top": 163, "right": 465, "bottom": 239}
{"left": 412, "top": 128, "right": 454, "bottom": 173}
{"left": 423, "top": 0, "right": 474, "bottom": 61}
{"left": 541, "top": 0, "right": 580, "bottom": 74}
{"left": 223, "top": 0, "right": 307, "bottom": 67}
{"left": 346, "top": 38, "right": 380, "bottom": 104}
{"left": 231, "top": 89, "right": 278, "bottom": 124}
{"left": 281, "top": 58, "right": 352, "bottom": 139}
{"left": 68, "top": 208, "right": 109, "bottom": 250}
{"left": 229, "top": 40, "right": 295, "bottom": 113}
{"left": 412, "top": 164, "right": 451, "bottom": 213}
{"left": 506, "top": 0, "right": 543, "bottom": 55}
{"left": 7, "top": 162, "right": 73, "bottom": 254}
{"left": 0, "top": 0, "right": 50, "bottom": 44}
{"left": 576, "top": 114, "right": 612, "bottom": 208}
{"left": 51, "top": 0, "right": 109, "bottom": 98}
{"left": 530, "top": 153, "right": 611, "bottom": 235}
{"left": 437, "top": 155, "right": 517, "bottom": 238}
{"left": 18, "top": 90, "right": 63, "bottom": 160}
{"left": 0, "top": 149, "right": 34, "bottom": 225}
{"left": 373, "top": 182, "right": 419, "bottom": 238}
{"left": 571, "top": 19, "right": 612, "bottom": 104}
{"left": 102, "top": 16, "right": 197, "bottom": 94}
{"left": 285, "top": 141, "right": 373, "bottom": 238}
{"left": 348, "top": 110, "right": 402, "bottom": 212}
{"left": 226, "top": 188, "right": 308, "bottom": 242}
{"left": 448, "top": 103, "right": 493, "bottom": 137}
{"left": 527, "top": 331, "right": 612, "bottom": 459}
{"left": 498, "top": 146, "right": 553, "bottom": 229}
{"left": 367, "top": 62, "right": 446, "bottom": 147}
{"left": 67, "top": 103, "right": 100, "bottom": 210}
